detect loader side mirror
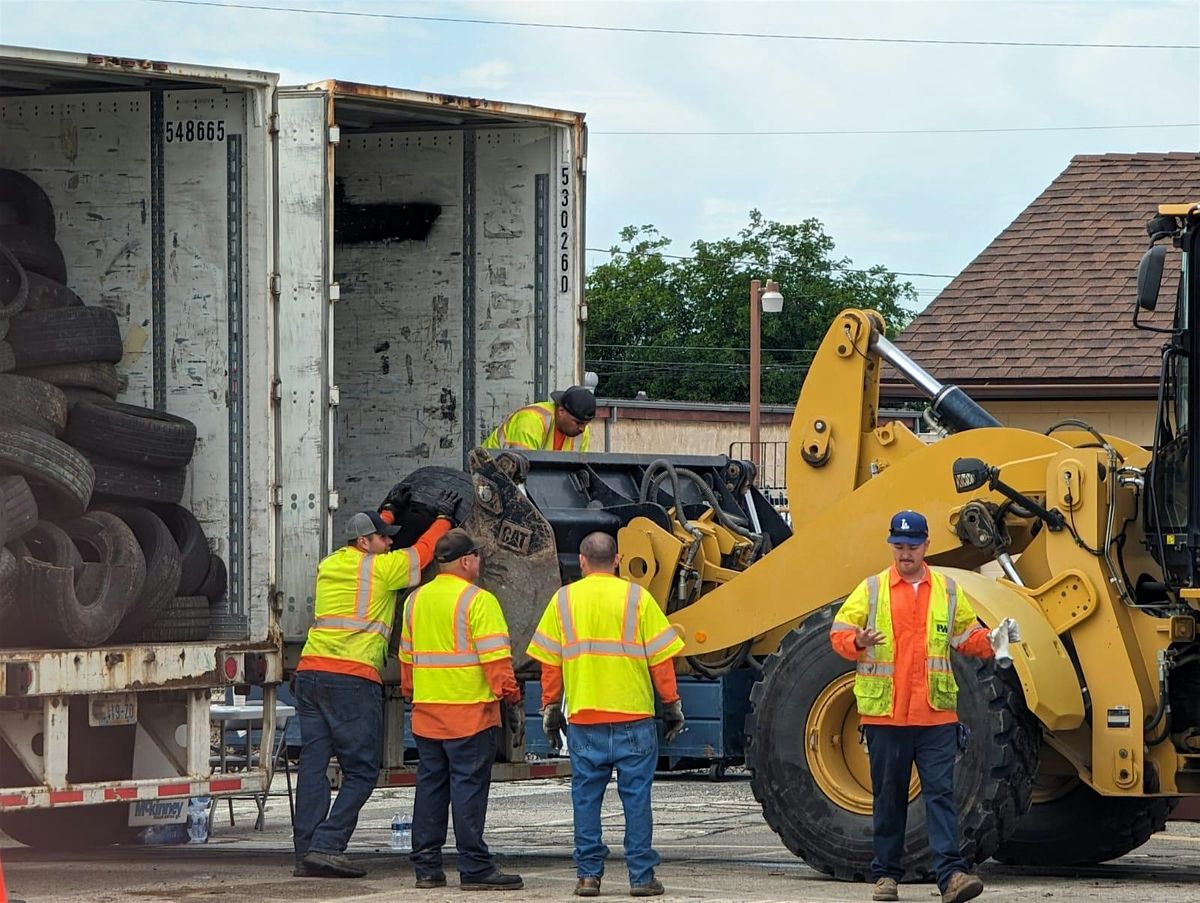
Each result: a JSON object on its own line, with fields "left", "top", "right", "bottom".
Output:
{"left": 952, "top": 458, "right": 991, "bottom": 494}
{"left": 1137, "top": 245, "right": 1167, "bottom": 312}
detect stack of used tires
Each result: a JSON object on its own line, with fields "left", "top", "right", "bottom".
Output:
{"left": 0, "top": 168, "right": 229, "bottom": 648}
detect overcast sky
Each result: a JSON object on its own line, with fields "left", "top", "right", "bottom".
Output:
{"left": 3, "top": 0, "right": 1197, "bottom": 311}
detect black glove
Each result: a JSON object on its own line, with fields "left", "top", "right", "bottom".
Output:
{"left": 505, "top": 700, "right": 526, "bottom": 747}
{"left": 662, "top": 699, "right": 685, "bottom": 744}
{"left": 379, "top": 484, "right": 412, "bottom": 525}
{"left": 542, "top": 701, "right": 566, "bottom": 751}
{"left": 434, "top": 489, "right": 461, "bottom": 524}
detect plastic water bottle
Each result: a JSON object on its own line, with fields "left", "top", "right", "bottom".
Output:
{"left": 187, "top": 797, "right": 210, "bottom": 844}
{"left": 390, "top": 812, "right": 412, "bottom": 852}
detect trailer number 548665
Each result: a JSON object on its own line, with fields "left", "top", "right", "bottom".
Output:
{"left": 165, "top": 120, "right": 226, "bottom": 143}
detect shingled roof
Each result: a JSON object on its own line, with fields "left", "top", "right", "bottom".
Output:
{"left": 888, "top": 153, "right": 1200, "bottom": 400}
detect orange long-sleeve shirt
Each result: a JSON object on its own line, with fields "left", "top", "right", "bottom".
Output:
{"left": 831, "top": 566, "right": 993, "bottom": 726}
{"left": 539, "top": 660, "right": 679, "bottom": 724}
{"left": 401, "top": 658, "right": 519, "bottom": 740}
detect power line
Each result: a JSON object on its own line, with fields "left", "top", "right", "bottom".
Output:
{"left": 142, "top": 0, "right": 1200, "bottom": 50}
{"left": 593, "top": 123, "right": 1200, "bottom": 136}
{"left": 584, "top": 247, "right": 953, "bottom": 278}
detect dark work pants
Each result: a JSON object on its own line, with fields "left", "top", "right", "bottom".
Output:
{"left": 292, "top": 671, "right": 383, "bottom": 863}
{"left": 411, "top": 726, "right": 498, "bottom": 881}
{"left": 864, "top": 723, "right": 967, "bottom": 892}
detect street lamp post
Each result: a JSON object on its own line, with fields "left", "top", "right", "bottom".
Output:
{"left": 749, "top": 278, "right": 784, "bottom": 474}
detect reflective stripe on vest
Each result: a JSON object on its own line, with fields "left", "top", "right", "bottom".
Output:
{"left": 555, "top": 583, "right": 647, "bottom": 659}
{"left": 312, "top": 552, "right": 393, "bottom": 637}
{"left": 500, "top": 404, "right": 553, "bottom": 448}
{"left": 410, "top": 584, "right": 483, "bottom": 667}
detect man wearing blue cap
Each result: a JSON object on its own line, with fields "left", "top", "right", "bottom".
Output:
{"left": 830, "top": 510, "right": 997, "bottom": 903}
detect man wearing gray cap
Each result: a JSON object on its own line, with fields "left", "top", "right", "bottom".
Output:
{"left": 292, "top": 502, "right": 455, "bottom": 879}
{"left": 482, "top": 385, "right": 595, "bottom": 452}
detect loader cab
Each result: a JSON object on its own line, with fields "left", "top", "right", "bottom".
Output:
{"left": 1137, "top": 204, "right": 1200, "bottom": 591}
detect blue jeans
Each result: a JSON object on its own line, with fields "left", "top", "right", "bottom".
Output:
{"left": 411, "top": 726, "right": 498, "bottom": 882}
{"left": 568, "top": 718, "right": 661, "bottom": 887}
{"left": 864, "top": 723, "right": 967, "bottom": 892}
{"left": 292, "top": 671, "right": 383, "bottom": 863}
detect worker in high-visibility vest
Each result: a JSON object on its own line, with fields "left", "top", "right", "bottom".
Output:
{"left": 399, "top": 529, "right": 524, "bottom": 892}
{"left": 526, "top": 532, "right": 685, "bottom": 899}
{"left": 481, "top": 385, "right": 595, "bottom": 452}
{"left": 292, "top": 502, "right": 454, "bottom": 879}
{"left": 830, "top": 510, "right": 1016, "bottom": 903}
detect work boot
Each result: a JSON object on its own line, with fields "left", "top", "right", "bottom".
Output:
{"left": 300, "top": 850, "right": 367, "bottom": 878}
{"left": 575, "top": 876, "right": 601, "bottom": 897}
{"left": 292, "top": 861, "right": 321, "bottom": 878}
{"left": 415, "top": 873, "right": 448, "bottom": 888}
{"left": 630, "top": 878, "right": 665, "bottom": 897}
{"left": 460, "top": 869, "right": 524, "bottom": 890}
{"left": 872, "top": 876, "right": 899, "bottom": 901}
{"left": 941, "top": 872, "right": 984, "bottom": 903}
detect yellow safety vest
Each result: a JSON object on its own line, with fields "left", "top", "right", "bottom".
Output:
{"left": 482, "top": 401, "right": 591, "bottom": 452}
{"left": 300, "top": 544, "right": 421, "bottom": 675}
{"left": 526, "top": 573, "right": 684, "bottom": 719}
{"left": 831, "top": 568, "right": 977, "bottom": 717}
{"left": 399, "top": 574, "right": 513, "bottom": 704}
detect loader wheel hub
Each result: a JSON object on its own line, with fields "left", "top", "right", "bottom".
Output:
{"left": 805, "top": 673, "right": 919, "bottom": 815}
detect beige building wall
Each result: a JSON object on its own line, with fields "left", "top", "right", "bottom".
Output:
{"left": 602, "top": 418, "right": 790, "bottom": 457}
{"left": 984, "top": 399, "right": 1155, "bottom": 446}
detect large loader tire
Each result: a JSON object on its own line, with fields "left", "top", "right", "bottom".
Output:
{"left": 994, "top": 776, "right": 1173, "bottom": 866}
{"left": 746, "top": 602, "right": 1037, "bottom": 882}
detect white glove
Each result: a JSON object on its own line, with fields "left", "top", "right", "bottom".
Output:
{"left": 987, "top": 617, "right": 1020, "bottom": 668}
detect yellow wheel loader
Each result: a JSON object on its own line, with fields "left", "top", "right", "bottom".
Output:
{"left": 379, "top": 202, "right": 1200, "bottom": 881}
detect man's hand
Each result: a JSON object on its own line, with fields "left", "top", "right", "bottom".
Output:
{"left": 854, "top": 627, "right": 886, "bottom": 649}
{"left": 379, "top": 484, "right": 413, "bottom": 525}
{"left": 988, "top": 617, "right": 1020, "bottom": 668}
{"left": 542, "top": 701, "right": 566, "bottom": 751}
{"left": 505, "top": 701, "right": 526, "bottom": 747}
{"left": 433, "top": 490, "right": 461, "bottom": 524}
{"left": 662, "top": 699, "right": 685, "bottom": 744}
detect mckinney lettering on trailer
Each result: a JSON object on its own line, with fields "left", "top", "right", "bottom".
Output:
{"left": 130, "top": 798, "right": 186, "bottom": 825}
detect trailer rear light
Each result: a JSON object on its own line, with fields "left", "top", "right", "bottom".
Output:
{"left": 222, "top": 655, "right": 244, "bottom": 682}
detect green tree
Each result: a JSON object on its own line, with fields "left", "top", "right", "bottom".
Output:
{"left": 585, "top": 211, "right": 916, "bottom": 403}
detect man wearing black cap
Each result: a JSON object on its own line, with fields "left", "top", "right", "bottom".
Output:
{"left": 292, "top": 505, "right": 454, "bottom": 879}
{"left": 399, "top": 528, "right": 523, "bottom": 891}
{"left": 482, "top": 386, "right": 595, "bottom": 452}
{"left": 830, "top": 510, "right": 997, "bottom": 903}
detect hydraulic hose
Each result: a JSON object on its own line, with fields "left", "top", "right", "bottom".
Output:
{"left": 647, "top": 466, "right": 763, "bottom": 555}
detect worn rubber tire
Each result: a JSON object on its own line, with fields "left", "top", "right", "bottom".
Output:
{"left": 0, "top": 374, "right": 68, "bottom": 435}
{"left": 0, "top": 698, "right": 140, "bottom": 849}
{"left": 994, "top": 779, "right": 1174, "bottom": 866}
{"left": 137, "top": 594, "right": 209, "bottom": 642}
{"left": 7, "top": 306, "right": 123, "bottom": 368}
{"left": 65, "top": 400, "right": 196, "bottom": 469}
{"left": 0, "top": 475, "right": 38, "bottom": 544}
{"left": 16, "top": 361, "right": 120, "bottom": 396}
{"left": 13, "top": 538, "right": 126, "bottom": 647}
{"left": 0, "top": 340, "right": 13, "bottom": 373}
{"left": 60, "top": 510, "right": 146, "bottom": 620}
{"left": 100, "top": 504, "right": 183, "bottom": 639}
{"left": 0, "top": 423, "right": 94, "bottom": 517}
{"left": 0, "top": 169, "right": 55, "bottom": 237}
{"left": 22, "top": 520, "right": 83, "bottom": 570}
{"left": 0, "top": 546, "right": 17, "bottom": 625}
{"left": 22, "top": 270, "right": 84, "bottom": 311}
{"left": 196, "top": 551, "right": 228, "bottom": 602}
{"left": 0, "top": 224, "right": 66, "bottom": 283}
{"left": 85, "top": 452, "right": 186, "bottom": 505}
{"left": 151, "top": 504, "right": 208, "bottom": 595}
{"left": 0, "top": 237, "right": 29, "bottom": 317}
{"left": 746, "top": 602, "right": 1037, "bottom": 882}
{"left": 382, "top": 466, "right": 476, "bottom": 548}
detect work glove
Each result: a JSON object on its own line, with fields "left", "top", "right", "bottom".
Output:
{"left": 987, "top": 617, "right": 1021, "bottom": 669}
{"left": 505, "top": 700, "right": 526, "bottom": 748}
{"left": 662, "top": 699, "right": 685, "bottom": 745}
{"left": 378, "top": 484, "right": 413, "bottom": 525}
{"left": 542, "top": 701, "right": 566, "bottom": 752}
{"left": 433, "top": 489, "right": 461, "bottom": 525}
